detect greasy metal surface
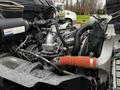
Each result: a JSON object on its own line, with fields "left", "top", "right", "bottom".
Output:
{"left": 116, "top": 72, "right": 120, "bottom": 78}
{"left": 42, "top": 25, "right": 57, "bottom": 52}
{"left": 115, "top": 59, "right": 120, "bottom": 88}
{"left": 117, "top": 79, "right": 120, "bottom": 87}
{"left": 113, "top": 59, "right": 120, "bottom": 89}
{"left": 112, "top": 34, "right": 120, "bottom": 89}
{"left": 116, "top": 60, "right": 120, "bottom": 65}
{"left": 97, "top": 24, "right": 115, "bottom": 72}
{"left": 112, "top": 57, "right": 116, "bottom": 89}
{"left": 0, "top": 56, "right": 80, "bottom": 87}
{"left": 114, "top": 35, "right": 120, "bottom": 50}
{"left": 116, "top": 61, "right": 120, "bottom": 88}
{"left": 116, "top": 66, "right": 120, "bottom": 71}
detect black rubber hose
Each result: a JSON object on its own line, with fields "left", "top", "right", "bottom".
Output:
{"left": 55, "top": 23, "right": 71, "bottom": 54}
{"left": 19, "top": 49, "right": 74, "bottom": 75}
{"left": 72, "top": 21, "right": 96, "bottom": 56}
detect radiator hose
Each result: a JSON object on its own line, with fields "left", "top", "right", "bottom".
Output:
{"left": 57, "top": 35, "right": 114, "bottom": 72}
{"left": 58, "top": 56, "right": 96, "bottom": 69}
{"left": 72, "top": 18, "right": 98, "bottom": 56}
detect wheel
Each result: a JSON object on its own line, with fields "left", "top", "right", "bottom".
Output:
{"left": 65, "top": 19, "right": 73, "bottom": 26}
{"left": 34, "top": 0, "right": 54, "bottom": 6}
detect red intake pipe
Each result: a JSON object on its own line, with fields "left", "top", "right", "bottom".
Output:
{"left": 58, "top": 56, "right": 96, "bottom": 69}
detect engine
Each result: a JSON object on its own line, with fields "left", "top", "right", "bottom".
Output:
{"left": 0, "top": 0, "right": 118, "bottom": 90}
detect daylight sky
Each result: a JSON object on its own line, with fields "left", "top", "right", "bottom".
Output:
{"left": 54, "top": 0, "right": 106, "bottom": 8}
{"left": 71, "top": 0, "right": 105, "bottom": 9}
{"left": 73, "top": 0, "right": 106, "bottom": 7}
{"left": 99, "top": 0, "right": 106, "bottom": 8}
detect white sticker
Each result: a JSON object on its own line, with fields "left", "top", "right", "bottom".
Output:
{"left": 4, "top": 26, "right": 25, "bottom": 36}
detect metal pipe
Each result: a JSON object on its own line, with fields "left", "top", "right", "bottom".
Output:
{"left": 46, "top": 25, "right": 56, "bottom": 44}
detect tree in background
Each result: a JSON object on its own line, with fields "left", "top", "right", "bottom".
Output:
{"left": 75, "top": 0, "right": 81, "bottom": 14}
{"left": 89, "top": 0, "right": 98, "bottom": 14}
{"left": 65, "top": 0, "right": 74, "bottom": 11}
{"left": 64, "top": 0, "right": 100, "bottom": 15}
{"left": 65, "top": 0, "right": 69, "bottom": 9}
{"left": 80, "top": 0, "right": 98, "bottom": 15}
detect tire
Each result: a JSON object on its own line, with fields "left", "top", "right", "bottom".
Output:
{"left": 34, "top": 0, "right": 54, "bottom": 6}
{"left": 65, "top": 19, "right": 73, "bottom": 26}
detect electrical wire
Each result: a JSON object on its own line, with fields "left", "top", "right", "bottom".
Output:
{"left": 55, "top": 23, "right": 71, "bottom": 55}
{"left": 16, "top": 36, "right": 29, "bottom": 51}
{"left": 19, "top": 49, "right": 74, "bottom": 75}
{"left": 110, "top": 10, "right": 120, "bottom": 16}
{"left": 38, "top": 0, "right": 45, "bottom": 5}
{"left": 112, "top": 14, "right": 120, "bottom": 20}
{"left": 43, "top": 6, "right": 56, "bottom": 15}
{"left": 44, "top": 0, "right": 51, "bottom": 6}
{"left": 17, "top": 51, "right": 31, "bottom": 62}
{"left": 38, "top": 6, "right": 56, "bottom": 19}
{"left": 107, "top": 9, "right": 120, "bottom": 20}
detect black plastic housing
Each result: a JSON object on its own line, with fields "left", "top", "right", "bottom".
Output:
{"left": 106, "top": 0, "right": 120, "bottom": 23}
{"left": 0, "top": 0, "right": 24, "bottom": 18}
{"left": 0, "top": 18, "right": 29, "bottom": 42}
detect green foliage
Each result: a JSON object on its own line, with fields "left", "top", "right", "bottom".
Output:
{"left": 77, "top": 15, "right": 90, "bottom": 24}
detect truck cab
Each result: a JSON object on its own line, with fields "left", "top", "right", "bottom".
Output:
{"left": 55, "top": 2, "right": 77, "bottom": 25}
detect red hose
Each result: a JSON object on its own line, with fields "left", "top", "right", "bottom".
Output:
{"left": 58, "top": 56, "right": 96, "bottom": 69}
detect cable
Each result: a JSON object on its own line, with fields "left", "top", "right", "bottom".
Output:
{"left": 55, "top": 22, "right": 71, "bottom": 55}
{"left": 107, "top": 9, "right": 120, "bottom": 20}
{"left": 19, "top": 49, "right": 73, "bottom": 75}
{"left": 110, "top": 10, "right": 120, "bottom": 16}
{"left": 43, "top": 6, "right": 56, "bottom": 15}
{"left": 16, "top": 36, "right": 29, "bottom": 51}
{"left": 17, "top": 51, "right": 31, "bottom": 62}
{"left": 44, "top": 0, "right": 51, "bottom": 6}
{"left": 112, "top": 14, "right": 120, "bottom": 20}
{"left": 37, "top": 5, "right": 56, "bottom": 19}
{"left": 39, "top": 0, "right": 45, "bottom": 5}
